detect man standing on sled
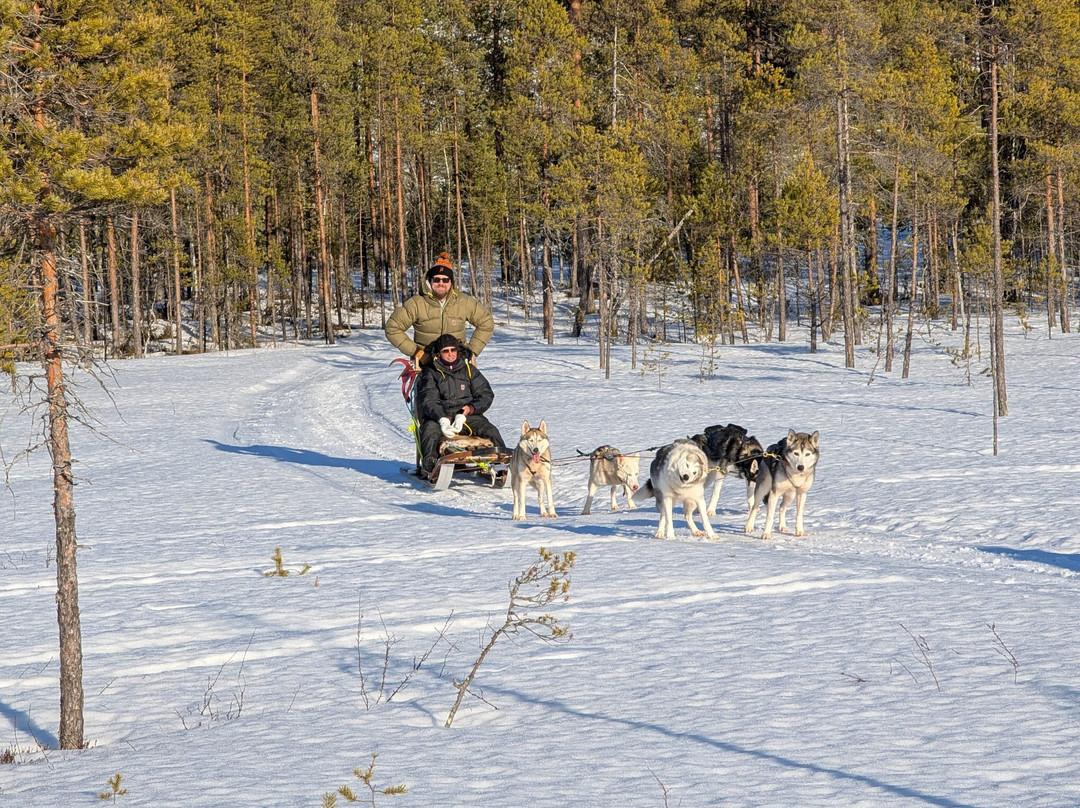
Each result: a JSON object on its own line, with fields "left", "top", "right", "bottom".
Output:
{"left": 385, "top": 252, "right": 494, "bottom": 368}
{"left": 414, "top": 334, "right": 506, "bottom": 479}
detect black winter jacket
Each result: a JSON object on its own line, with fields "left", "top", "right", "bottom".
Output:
{"left": 415, "top": 358, "right": 495, "bottom": 423}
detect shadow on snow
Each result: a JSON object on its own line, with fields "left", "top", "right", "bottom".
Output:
{"left": 204, "top": 440, "right": 399, "bottom": 480}
{"left": 977, "top": 546, "right": 1080, "bottom": 573}
{"left": 0, "top": 700, "right": 58, "bottom": 751}
{"left": 475, "top": 685, "right": 980, "bottom": 808}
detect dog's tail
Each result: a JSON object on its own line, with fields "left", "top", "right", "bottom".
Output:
{"left": 632, "top": 480, "right": 655, "bottom": 505}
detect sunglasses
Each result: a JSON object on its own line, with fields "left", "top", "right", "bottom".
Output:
{"left": 439, "top": 346, "right": 459, "bottom": 355}
{"left": 430, "top": 276, "right": 451, "bottom": 284}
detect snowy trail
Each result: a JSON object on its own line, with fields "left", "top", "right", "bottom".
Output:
{"left": 4, "top": 325, "right": 1080, "bottom": 807}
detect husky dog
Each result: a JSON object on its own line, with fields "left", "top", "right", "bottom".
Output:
{"left": 581, "top": 445, "right": 640, "bottom": 515}
{"left": 511, "top": 420, "right": 557, "bottom": 521}
{"left": 745, "top": 429, "right": 820, "bottom": 540}
{"left": 633, "top": 439, "right": 717, "bottom": 539}
{"left": 690, "top": 423, "right": 765, "bottom": 516}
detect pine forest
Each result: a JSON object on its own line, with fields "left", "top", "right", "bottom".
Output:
{"left": 3, "top": 0, "right": 1079, "bottom": 372}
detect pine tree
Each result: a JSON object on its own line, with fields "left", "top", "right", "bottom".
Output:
{"left": 495, "top": 0, "right": 585, "bottom": 341}
{"left": 1, "top": 0, "right": 179, "bottom": 749}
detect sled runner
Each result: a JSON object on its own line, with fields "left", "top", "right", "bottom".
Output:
{"left": 392, "top": 358, "right": 510, "bottom": 490}
{"left": 415, "top": 435, "right": 511, "bottom": 491}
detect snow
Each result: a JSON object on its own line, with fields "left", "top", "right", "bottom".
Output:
{"left": 3, "top": 312, "right": 1080, "bottom": 807}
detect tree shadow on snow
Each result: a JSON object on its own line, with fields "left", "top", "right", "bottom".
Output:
{"left": 204, "top": 440, "right": 399, "bottom": 480}
{"left": 977, "top": 546, "right": 1080, "bottom": 573}
{"left": 476, "top": 686, "right": 979, "bottom": 808}
{"left": 0, "top": 700, "right": 58, "bottom": 751}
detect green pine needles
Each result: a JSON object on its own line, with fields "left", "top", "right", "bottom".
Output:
{"left": 98, "top": 773, "right": 128, "bottom": 803}
{"left": 264, "top": 547, "right": 311, "bottom": 578}
{"left": 322, "top": 754, "right": 408, "bottom": 807}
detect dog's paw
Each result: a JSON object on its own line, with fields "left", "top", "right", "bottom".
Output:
{"left": 542, "top": 512, "right": 558, "bottom": 518}
{"left": 761, "top": 532, "right": 773, "bottom": 540}
{"left": 795, "top": 529, "right": 806, "bottom": 537}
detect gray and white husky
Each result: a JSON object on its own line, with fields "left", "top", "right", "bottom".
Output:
{"left": 745, "top": 429, "right": 820, "bottom": 540}
{"left": 633, "top": 438, "right": 717, "bottom": 540}
{"left": 581, "top": 445, "right": 640, "bottom": 515}
{"left": 511, "top": 420, "right": 557, "bottom": 521}
{"left": 689, "top": 423, "right": 764, "bottom": 516}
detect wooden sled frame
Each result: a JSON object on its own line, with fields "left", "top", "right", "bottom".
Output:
{"left": 425, "top": 435, "right": 511, "bottom": 491}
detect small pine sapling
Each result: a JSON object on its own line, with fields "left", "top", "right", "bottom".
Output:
{"left": 264, "top": 546, "right": 311, "bottom": 577}
{"left": 98, "top": 773, "right": 128, "bottom": 803}
{"left": 445, "top": 547, "right": 575, "bottom": 728}
{"left": 322, "top": 754, "right": 408, "bottom": 807}
{"left": 639, "top": 342, "right": 671, "bottom": 390}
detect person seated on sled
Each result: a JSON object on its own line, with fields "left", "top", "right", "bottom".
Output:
{"left": 385, "top": 252, "right": 494, "bottom": 368}
{"left": 415, "top": 333, "right": 506, "bottom": 479}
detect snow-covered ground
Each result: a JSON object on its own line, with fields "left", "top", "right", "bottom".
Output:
{"left": 3, "top": 311, "right": 1080, "bottom": 807}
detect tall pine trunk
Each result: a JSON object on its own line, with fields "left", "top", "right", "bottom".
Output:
{"left": 836, "top": 79, "right": 857, "bottom": 368}
{"left": 902, "top": 190, "right": 919, "bottom": 379}
{"left": 130, "top": 210, "right": 143, "bottom": 358}
{"left": 242, "top": 69, "right": 259, "bottom": 348}
{"left": 77, "top": 219, "right": 93, "bottom": 346}
{"left": 1045, "top": 172, "right": 1057, "bottom": 336}
{"left": 1055, "top": 166, "right": 1069, "bottom": 332}
{"left": 310, "top": 83, "right": 335, "bottom": 344}
{"left": 884, "top": 151, "right": 901, "bottom": 372}
{"left": 37, "top": 216, "right": 85, "bottom": 750}
{"left": 988, "top": 53, "right": 1008, "bottom": 420}
{"left": 170, "top": 189, "right": 184, "bottom": 355}
{"left": 393, "top": 96, "right": 408, "bottom": 304}
{"left": 106, "top": 214, "right": 120, "bottom": 355}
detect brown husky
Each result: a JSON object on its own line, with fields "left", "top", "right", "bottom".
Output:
{"left": 511, "top": 420, "right": 557, "bottom": 520}
{"left": 581, "top": 445, "right": 640, "bottom": 515}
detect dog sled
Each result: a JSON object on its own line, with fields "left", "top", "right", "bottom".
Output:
{"left": 391, "top": 358, "right": 511, "bottom": 491}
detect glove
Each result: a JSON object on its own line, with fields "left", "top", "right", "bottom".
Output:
{"left": 411, "top": 349, "right": 425, "bottom": 370}
{"left": 451, "top": 413, "right": 466, "bottom": 433}
{"left": 439, "top": 417, "right": 456, "bottom": 438}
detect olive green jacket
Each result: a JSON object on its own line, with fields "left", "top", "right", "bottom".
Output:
{"left": 384, "top": 288, "right": 495, "bottom": 358}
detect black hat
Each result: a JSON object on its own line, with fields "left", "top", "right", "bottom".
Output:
{"left": 430, "top": 333, "right": 462, "bottom": 354}
{"left": 427, "top": 333, "right": 471, "bottom": 365}
{"left": 426, "top": 252, "right": 454, "bottom": 285}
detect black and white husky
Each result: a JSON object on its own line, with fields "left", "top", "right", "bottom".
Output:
{"left": 690, "top": 423, "right": 764, "bottom": 516}
{"left": 633, "top": 439, "right": 717, "bottom": 540}
{"left": 745, "top": 430, "right": 820, "bottom": 540}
